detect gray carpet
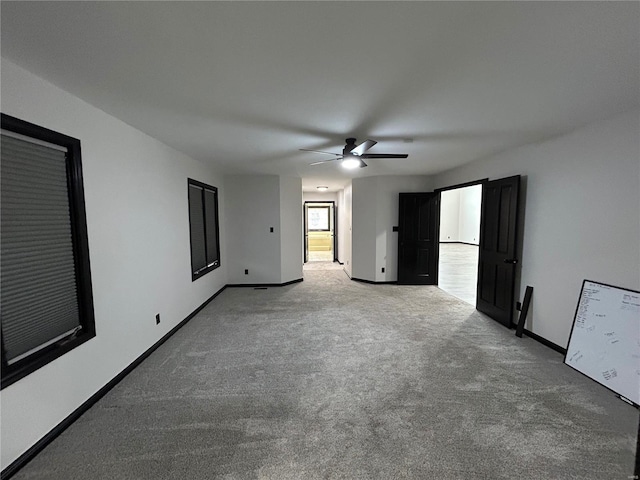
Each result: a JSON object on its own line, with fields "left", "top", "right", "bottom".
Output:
{"left": 13, "top": 269, "right": 638, "bottom": 479}
{"left": 302, "top": 261, "right": 344, "bottom": 271}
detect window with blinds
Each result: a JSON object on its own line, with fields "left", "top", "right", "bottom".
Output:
{"left": 187, "top": 179, "right": 220, "bottom": 280}
{"left": 1, "top": 114, "right": 95, "bottom": 389}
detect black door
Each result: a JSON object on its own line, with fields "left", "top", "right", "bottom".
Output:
{"left": 333, "top": 205, "right": 338, "bottom": 262}
{"left": 398, "top": 193, "right": 439, "bottom": 285}
{"left": 476, "top": 176, "right": 520, "bottom": 327}
{"left": 303, "top": 204, "right": 308, "bottom": 263}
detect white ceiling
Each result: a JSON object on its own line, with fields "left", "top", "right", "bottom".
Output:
{"left": 2, "top": 2, "right": 638, "bottom": 192}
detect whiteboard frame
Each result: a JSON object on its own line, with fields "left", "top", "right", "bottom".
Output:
{"left": 564, "top": 279, "right": 640, "bottom": 409}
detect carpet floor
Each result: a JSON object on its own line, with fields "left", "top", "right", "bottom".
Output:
{"left": 12, "top": 269, "right": 638, "bottom": 479}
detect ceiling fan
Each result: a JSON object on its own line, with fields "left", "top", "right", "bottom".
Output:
{"left": 300, "top": 138, "right": 408, "bottom": 169}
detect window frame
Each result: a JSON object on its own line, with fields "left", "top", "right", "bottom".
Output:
{"left": 187, "top": 178, "right": 221, "bottom": 281}
{"left": 307, "top": 205, "right": 331, "bottom": 232}
{"left": 1, "top": 113, "right": 96, "bottom": 389}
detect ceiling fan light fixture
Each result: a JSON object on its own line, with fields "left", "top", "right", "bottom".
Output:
{"left": 306, "top": 138, "right": 404, "bottom": 169}
{"left": 341, "top": 157, "right": 361, "bottom": 169}
{"left": 316, "top": 186, "right": 329, "bottom": 192}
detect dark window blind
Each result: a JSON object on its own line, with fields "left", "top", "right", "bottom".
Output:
{"left": 204, "top": 188, "right": 219, "bottom": 266}
{"left": 187, "top": 179, "right": 220, "bottom": 280}
{"left": 188, "top": 184, "right": 207, "bottom": 272}
{"left": 1, "top": 134, "right": 81, "bottom": 364}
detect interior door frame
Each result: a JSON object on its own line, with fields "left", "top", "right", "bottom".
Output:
{"left": 433, "top": 178, "right": 488, "bottom": 288}
{"left": 435, "top": 176, "right": 523, "bottom": 329}
{"left": 303, "top": 201, "right": 337, "bottom": 263}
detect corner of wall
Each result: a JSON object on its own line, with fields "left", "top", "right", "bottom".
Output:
{"left": 280, "top": 177, "right": 303, "bottom": 283}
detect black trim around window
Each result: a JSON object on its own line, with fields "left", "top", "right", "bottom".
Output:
{"left": 187, "top": 178, "right": 221, "bottom": 281}
{"left": 307, "top": 205, "right": 331, "bottom": 231}
{"left": 1, "top": 113, "right": 96, "bottom": 389}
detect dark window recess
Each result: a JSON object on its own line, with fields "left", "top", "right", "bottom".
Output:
{"left": 188, "top": 179, "right": 221, "bottom": 280}
{"left": 1, "top": 113, "right": 95, "bottom": 389}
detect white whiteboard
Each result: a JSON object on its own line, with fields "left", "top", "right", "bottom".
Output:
{"left": 564, "top": 280, "right": 640, "bottom": 407}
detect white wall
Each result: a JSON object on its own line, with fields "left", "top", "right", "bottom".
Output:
{"left": 337, "top": 189, "right": 346, "bottom": 264}
{"left": 350, "top": 176, "right": 432, "bottom": 282}
{"left": 351, "top": 177, "right": 378, "bottom": 280}
{"left": 302, "top": 191, "right": 338, "bottom": 203}
{"left": 280, "top": 177, "right": 303, "bottom": 283}
{"left": 342, "top": 184, "right": 353, "bottom": 276}
{"left": 374, "top": 176, "right": 433, "bottom": 282}
{"left": 440, "top": 185, "right": 481, "bottom": 244}
{"left": 224, "top": 175, "right": 281, "bottom": 284}
{"left": 0, "top": 59, "right": 227, "bottom": 469}
{"left": 439, "top": 189, "right": 461, "bottom": 242}
{"left": 434, "top": 110, "right": 640, "bottom": 347}
{"left": 458, "top": 185, "right": 481, "bottom": 244}
{"left": 224, "top": 175, "right": 302, "bottom": 284}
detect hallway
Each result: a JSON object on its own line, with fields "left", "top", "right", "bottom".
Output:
{"left": 307, "top": 250, "right": 333, "bottom": 262}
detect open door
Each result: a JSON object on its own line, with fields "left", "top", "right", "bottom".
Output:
{"left": 304, "top": 201, "right": 335, "bottom": 263}
{"left": 333, "top": 204, "right": 338, "bottom": 262}
{"left": 303, "top": 203, "right": 308, "bottom": 263}
{"left": 398, "top": 193, "right": 440, "bottom": 285}
{"left": 476, "top": 176, "right": 520, "bottom": 327}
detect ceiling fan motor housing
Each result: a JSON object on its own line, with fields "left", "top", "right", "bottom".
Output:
{"left": 343, "top": 137, "right": 357, "bottom": 155}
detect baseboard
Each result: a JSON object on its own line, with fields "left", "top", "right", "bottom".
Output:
{"left": 1, "top": 285, "right": 227, "bottom": 480}
{"left": 226, "top": 278, "right": 303, "bottom": 288}
{"left": 351, "top": 277, "right": 398, "bottom": 285}
{"left": 522, "top": 328, "right": 567, "bottom": 355}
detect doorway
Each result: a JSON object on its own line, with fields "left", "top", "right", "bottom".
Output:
{"left": 304, "top": 201, "right": 336, "bottom": 263}
{"left": 438, "top": 184, "right": 482, "bottom": 305}
{"left": 398, "top": 176, "right": 521, "bottom": 327}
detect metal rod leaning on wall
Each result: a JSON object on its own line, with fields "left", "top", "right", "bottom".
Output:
{"left": 515, "top": 286, "right": 533, "bottom": 338}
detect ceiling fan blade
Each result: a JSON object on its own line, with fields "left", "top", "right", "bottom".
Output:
{"left": 351, "top": 139, "right": 377, "bottom": 156}
{"left": 359, "top": 159, "right": 368, "bottom": 168}
{"left": 309, "top": 157, "right": 343, "bottom": 166}
{"left": 300, "top": 148, "right": 341, "bottom": 156}
{"left": 360, "top": 153, "right": 408, "bottom": 159}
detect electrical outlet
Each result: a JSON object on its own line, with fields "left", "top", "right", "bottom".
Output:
{"left": 155, "top": 314, "right": 160, "bottom": 325}
{"left": 244, "top": 269, "right": 249, "bottom": 275}
{"left": 270, "top": 227, "right": 274, "bottom": 233}
{"left": 381, "top": 267, "right": 385, "bottom": 273}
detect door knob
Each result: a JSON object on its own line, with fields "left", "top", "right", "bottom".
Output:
{"left": 503, "top": 259, "right": 518, "bottom": 264}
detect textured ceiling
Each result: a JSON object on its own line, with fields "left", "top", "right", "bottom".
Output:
{"left": 2, "top": 2, "right": 638, "bottom": 192}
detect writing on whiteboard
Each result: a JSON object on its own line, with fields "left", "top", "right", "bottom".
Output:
{"left": 603, "top": 331, "right": 621, "bottom": 345}
{"left": 569, "top": 350, "right": 583, "bottom": 363}
{"left": 621, "top": 293, "right": 640, "bottom": 313}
